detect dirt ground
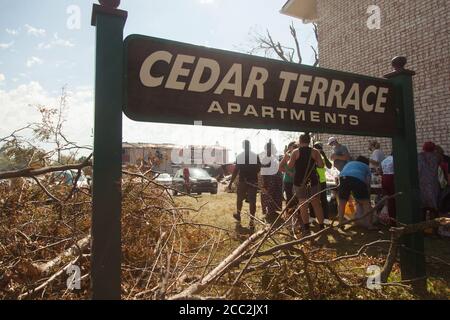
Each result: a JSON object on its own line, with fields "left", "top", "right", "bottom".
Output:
{"left": 174, "top": 190, "right": 450, "bottom": 298}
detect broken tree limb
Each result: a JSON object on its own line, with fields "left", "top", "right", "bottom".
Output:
{"left": 168, "top": 228, "right": 267, "bottom": 300}
{"left": 19, "top": 257, "right": 79, "bottom": 300}
{"left": 0, "top": 156, "right": 92, "bottom": 180}
{"left": 169, "top": 193, "right": 402, "bottom": 300}
{"left": 380, "top": 233, "right": 399, "bottom": 283}
{"left": 380, "top": 217, "right": 450, "bottom": 283}
{"left": 35, "top": 235, "right": 90, "bottom": 275}
{"left": 390, "top": 217, "right": 450, "bottom": 236}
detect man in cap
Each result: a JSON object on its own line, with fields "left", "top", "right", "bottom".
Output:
{"left": 328, "top": 137, "right": 351, "bottom": 173}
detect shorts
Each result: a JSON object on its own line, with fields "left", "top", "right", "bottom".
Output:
{"left": 293, "top": 183, "right": 321, "bottom": 200}
{"left": 338, "top": 176, "right": 369, "bottom": 201}
{"left": 237, "top": 181, "right": 257, "bottom": 204}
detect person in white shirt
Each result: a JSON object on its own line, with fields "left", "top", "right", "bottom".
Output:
{"left": 369, "top": 141, "right": 385, "bottom": 173}
{"left": 381, "top": 155, "right": 394, "bottom": 175}
{"left": 381, "top": 155, "right": 396, "bottom": 225}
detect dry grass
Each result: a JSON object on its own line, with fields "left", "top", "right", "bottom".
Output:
{"left": 177, "top": 191, "right": 261, "bottom": 229}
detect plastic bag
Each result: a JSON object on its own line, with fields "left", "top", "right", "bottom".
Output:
{"left": 344, "top": 198, "right": 356, "bottom": 219}
{"left": 378, "top": 204, "right": 390, "bottom": 225}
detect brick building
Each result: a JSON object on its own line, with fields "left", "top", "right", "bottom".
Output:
{"left": 282, "top": 0, "right": 450, "bottom": 158}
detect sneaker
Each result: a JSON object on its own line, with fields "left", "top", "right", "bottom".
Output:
{"left": 265, "top": 213, "right": 276, "bottom": 224}
{"left": 301, "top": 224, "right": 312, "bottom": 238}
{"left": 233, "top": 212, "right": 241, "bottom": 222}
{"left": 301, "top": 228, "right": 312, "bottom": 238}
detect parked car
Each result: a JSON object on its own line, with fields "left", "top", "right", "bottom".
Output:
{"left": 155, "top": 173, "right": 172, "bottom": 187}
{"left": 172, "top": 168, "right": 218, "bottom": 195}
{"left": 51, "top": 170, "right": 90, "bottom": 188}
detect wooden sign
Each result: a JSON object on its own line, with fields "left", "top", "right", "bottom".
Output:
{"left": 124, "top": 35, "right": 397, "bottom": 136}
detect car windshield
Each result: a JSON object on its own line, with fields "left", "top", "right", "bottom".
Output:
{"left": 158, "top": 173, "right": 171, "bottom": 179}
{"left": 69, "top": 171, "right": 87, "bottom": 181}
{"left": 189, "top": 168, "right": 211, "bottom": 179}
{"left": 54, "top": 171, "right": 73, "bottom": 183}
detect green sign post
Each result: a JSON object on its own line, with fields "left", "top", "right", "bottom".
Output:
{"left": 91, "top": 1, "right": 425, "bottom": 299}
{"left": 91, "top": 1, "right": 127, "bottom": 300}
{"left": 385, "top": 59, "right": 425, "bottom": 285}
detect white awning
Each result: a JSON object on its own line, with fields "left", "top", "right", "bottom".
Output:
{"left": 280, "top": 0, "right": 318, "bottom": 20}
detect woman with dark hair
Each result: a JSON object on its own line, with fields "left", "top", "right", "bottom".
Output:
{"left": 279, "top": 142, "right": 297, "bottom": 210}
{"left": 418, "top": 142, "right": 440, "bottom": 221}
{"left": 260, "top": 141, "right": 283, "bottom": 224}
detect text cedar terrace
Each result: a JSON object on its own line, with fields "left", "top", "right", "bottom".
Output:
{"left": 139, "top": 50, "right": 391, "bottom": 113}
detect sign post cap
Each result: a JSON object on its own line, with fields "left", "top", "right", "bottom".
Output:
{"left": 385, "top": 56, "right": 416, "bottom": 78}
{"left": 91, "top": 0, "right": 128, "bottom": 27}
{"left": 99, "top": 0, "right": 121, "bottom": 9}
{"left": 392, "top": 56, "right": 407, "bottom": 71}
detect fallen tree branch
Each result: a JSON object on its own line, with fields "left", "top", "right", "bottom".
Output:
{"left": 380, "top": 217, "right": 450, "bottom": 282}
{"left": 35, "top": 236, "right": 90, "bottom": 275}
{"left": 32, "top": 176, "right": 62, "bottom": 203}
{"left": 253, "top": 194, "right": 399, "bottom": 260}
{"left": 390, "top": 217, "right": 450, "bottom": 236}
{"left": 168, "top": 228, "right": 268, "bottom": 300}
{"left": 170, "top": 193, "right": 402, "bottom": 299}
{"left": 19, "top": 257, "right": 79, "bottom": 300}
{"left": 309, "top": 240, "right": 392, "bottom": 264}
{"left": 0, "top": 156, "right": 92, "bottom": 180}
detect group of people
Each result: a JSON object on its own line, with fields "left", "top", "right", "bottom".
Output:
{"left": 227, "top": 134, "right": 378, "bottom": 236}
{"left": 227, "top": 133, "right": 450, "bottom": 236}
{"left": 366, "top": 140, "right": 450, "bottom": 228}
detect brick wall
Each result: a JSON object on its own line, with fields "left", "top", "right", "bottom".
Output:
{"left": 315, "top": 0, "right": 450, "bottom": 159}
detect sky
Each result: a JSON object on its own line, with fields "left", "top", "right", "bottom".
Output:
{"left": 0, "top": 0, "right": 317, "bottom": 158}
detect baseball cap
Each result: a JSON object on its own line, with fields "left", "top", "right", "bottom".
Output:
{"left": 327, "top": 137, "right": 338, "bottom": 145}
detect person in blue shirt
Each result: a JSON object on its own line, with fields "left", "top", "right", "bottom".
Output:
{"left": 338, "top": 156, "right": 375, "bottom": 229}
